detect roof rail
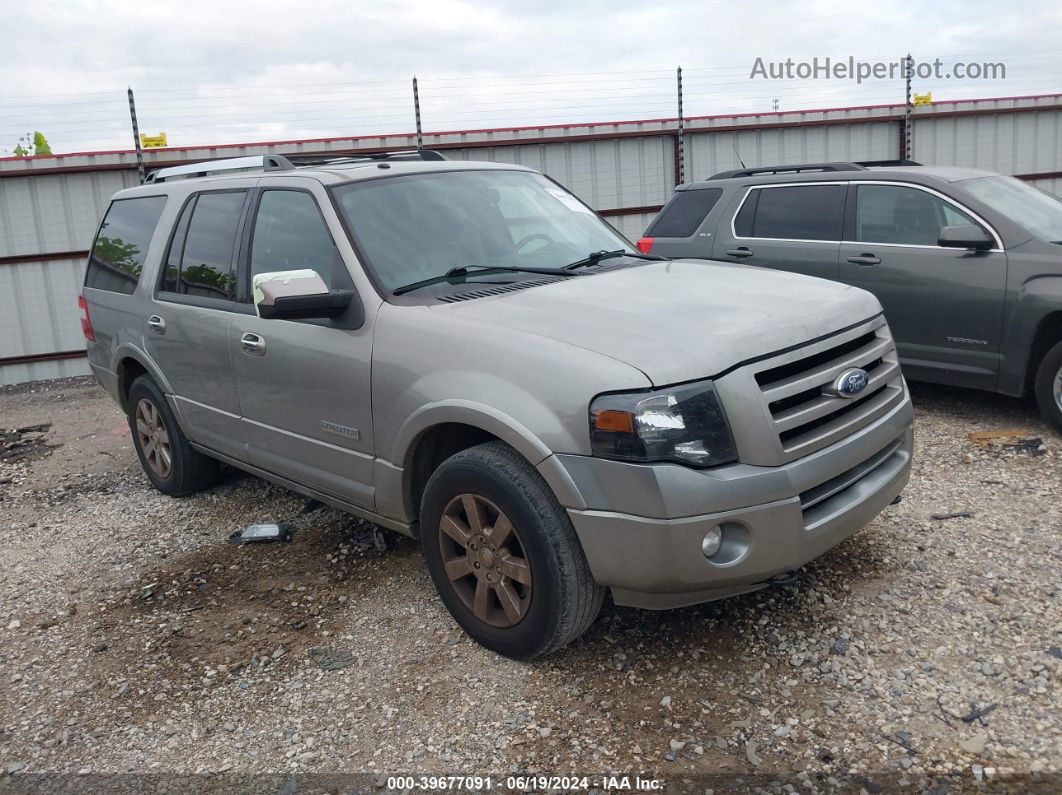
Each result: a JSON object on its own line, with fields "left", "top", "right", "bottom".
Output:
{"left": 146, "top": 154, "right": 294, "bottom": 183}
{"left": 708, "top": 162, "right": 868, "bottom": 180}
{"left": 854, "top": 158, "right": 923, "bottom": 167}
{"left": 279, "top": 149, "right": 449, "bottom": 166}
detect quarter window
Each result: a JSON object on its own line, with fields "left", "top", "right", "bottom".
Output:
{"left": 735, "top": 185, "right": 845, "bottom": 241}
{"left": 854, "top": 184, "right": 978, "bottom": 246}
{"left": 249, "top": 191, "right": 341, "bottom": 291}
{"left": 648, "top": 189, "right": 723, "bottom": 237}
{"left": 85, "top": 196, "right": 167, "bottom": 294}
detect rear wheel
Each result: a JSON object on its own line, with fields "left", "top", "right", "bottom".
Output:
{"left": 1033, "top": 340, "right": 1062, "bottom": 435}
{"left": 127, "top": 375, "right": 221, "bottom": 496}
{"left": 420, "top": 441, "right": 605, "bottom": 660}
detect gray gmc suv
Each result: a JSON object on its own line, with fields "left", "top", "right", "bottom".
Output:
{"left": 80, "top": 151, "right": 913, "bottom": 659}
{"left": 639, "top": 161, "right": 1062, "bottom": 432}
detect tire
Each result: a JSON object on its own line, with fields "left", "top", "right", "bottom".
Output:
{"left": 1033, "top": 339, "right": 1062, "bottom": 435}
{"left": 420, "top": 441, "right": 605, "bottom": 660}
{"left": 127, "top": 375, "right": 221, "bottom": 496}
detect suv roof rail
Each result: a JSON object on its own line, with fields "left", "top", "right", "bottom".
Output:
{"left": 707, "top": 162, "right": 869, "bottom": 180}
{"left": 146, "top": 154, "right": 294, "bottom": 183}
{"left": 279, "top": 149, "right": 449, "bottom": 166}
{"left": 854, "top": 158, "right": 923, "bottom": 167}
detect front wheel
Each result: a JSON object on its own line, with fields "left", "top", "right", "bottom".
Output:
{"left": 1033, "top": 340, "right": 1062, "bottom": 435}
{"left": 420, "top": 441, "right": 605, "bottom": 660}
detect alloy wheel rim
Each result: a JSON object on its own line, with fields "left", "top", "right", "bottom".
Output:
{"left": 438, "top": 493, "right": 532, "bottom": 628}
{"left": 135, "top": 398, "right": 172, "bottom": 479}
{"left": 1054, "top": 363, "right": 1062, "bottom": 414}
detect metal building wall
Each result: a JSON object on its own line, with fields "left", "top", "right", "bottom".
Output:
{"left": 3, "top": 94, "right": 1062, "bottom": 385}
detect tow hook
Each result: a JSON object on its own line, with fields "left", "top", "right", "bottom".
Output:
{"left": 767, "top": 570, "right": 799, "bottom": 587}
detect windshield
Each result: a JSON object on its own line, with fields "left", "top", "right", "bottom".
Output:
{"left": 961, "top": 176, "right": 1062, "bottom": 243}
{"left": 333, "top": 170, "right": 633, "bottom": 291}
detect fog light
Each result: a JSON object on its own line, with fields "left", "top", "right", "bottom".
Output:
{"left": 701, "top": 526, "right": 723, "bottom": 559}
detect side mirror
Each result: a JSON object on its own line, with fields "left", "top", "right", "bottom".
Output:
{"left": 938, "top": 224, "right": 993, "bottom": 251}
{"left": 253, "top": 270, "right": 353, "bottom": 320}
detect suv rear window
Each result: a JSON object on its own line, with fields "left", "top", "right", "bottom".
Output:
{"left": 647, "top": 189, "right": 722, "bottom": 237}
{"left": 735, "top": 184, "right": 845, "bottom": 241}
{"left": 85, "top": 196, "right": 167, "bottom": 294}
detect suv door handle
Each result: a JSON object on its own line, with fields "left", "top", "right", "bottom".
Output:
{"left": 240, "top": 332, "right": 266, "bottom": 356}
{"left": 147, "top": 315, "right": 166, "bottom": 334}
{"left": 846, "top": 254, "right": 881, "bottom": 266}
{"left": 726, "top": 247, "right": 755, "bottom": 259}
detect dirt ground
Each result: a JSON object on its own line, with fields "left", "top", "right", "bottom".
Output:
{"left": 0, "top": 376, "right": 1058, "bottom": 793}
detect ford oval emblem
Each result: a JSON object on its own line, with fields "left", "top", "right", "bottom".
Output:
{"left": 826, "top": 368, "right": 870, "bottom": 399}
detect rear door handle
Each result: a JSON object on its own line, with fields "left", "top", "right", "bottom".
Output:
{"left": 726, "top": 247, "right": 755, "bottom": 259}
{"left": 846, "top": 254, "right": 881, "bottom": 266}
{"left": 147, "top": 315, "right": 166, "bottom": 334}
{"left": 240, "top": 332, "right": 266, "bottom": 356}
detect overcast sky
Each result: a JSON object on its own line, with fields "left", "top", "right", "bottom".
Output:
{"left": 2, "top": 0, "right": 1061, "bottom": 155}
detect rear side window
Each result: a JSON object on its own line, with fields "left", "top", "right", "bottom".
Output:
{"left": 162, "top": 191, "right": 246, "bottom": 300}
{"left": 85, "top": 196, "right": 167, "bottom": 294}
{"left": 648, "top": 189, "right": 723, "bottom": 237}
{"left": 735, "top": 185, "right": 845, "bottom": 241}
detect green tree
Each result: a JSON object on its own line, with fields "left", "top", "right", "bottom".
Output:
{"left": 10, "top": 131, "right": 52, "bottom": 156}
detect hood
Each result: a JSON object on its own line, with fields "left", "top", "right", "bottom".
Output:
{"left": 449, "top": 259, "right": 882, "bottom": 385}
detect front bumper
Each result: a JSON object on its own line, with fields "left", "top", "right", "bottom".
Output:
{"left": 557, "top": 394, "right": 913, "bottom": 609}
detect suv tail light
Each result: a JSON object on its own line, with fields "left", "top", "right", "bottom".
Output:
{"left": 78, "top": 295, "right": 95, "bottom": 341}
{"left": 635, "top": 237, "right": 655, "bottom": 254}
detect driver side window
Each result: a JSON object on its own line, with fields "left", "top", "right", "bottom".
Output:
{"left": 855, "top": 185, "right": 979, "bottom": 246}
{"left": 249, "top": 190, "right": 342, "bottom": 293}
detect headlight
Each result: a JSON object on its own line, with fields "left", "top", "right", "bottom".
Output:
{"left": 589, "top": 380, "right": 737, "bottom": 467}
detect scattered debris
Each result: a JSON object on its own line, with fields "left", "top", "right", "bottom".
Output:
{"left": 960, "top": 703, "right": 998, "bottom": 723}
{"left": 229, "top": 522, "right": 294, "bottom": 545}
{"left": 745, "top": 739, "right": 761, "bottom": 767}
{"left": 967, "top": 431, "right": 1045, "bottom": 456}
{"left": 346, "top": 524, "right": 387, "bottom": 552}
{"left": 298, "top": 499, "right": 324, "bottom": 515}
{"left": 307, "top": 646, "right": 355, "bottom": 671}
{"left": 831, "top": 636, "right": 850, "bottom": 655}
{"left": 1, "top": 423, "right": 55, "bottom": 463}
{"left": 930, "top": 511, "right": 975, "bottom": 521}
{"left": 659, "top": 695, "right": 672, "bottom": 708}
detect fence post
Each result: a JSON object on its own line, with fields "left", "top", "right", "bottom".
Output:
{"left": 127, "top": 87, "right": 146, "bottom": 185}
{"left": 675, "top": 66, "right": 685, "bottom": 184}
{"left": 412, "top": 76, "right": 423, "bottom": 151}
{"left": 903, "top": 54, "right": 913, "bottom": 160}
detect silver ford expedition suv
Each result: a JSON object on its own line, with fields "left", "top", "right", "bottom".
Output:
{"left": 80, "top": 151, "right": 913, "bottom": 659}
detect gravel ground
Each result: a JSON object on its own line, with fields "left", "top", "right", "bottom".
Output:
{"left": 0, "top": 376, "right": 1059, "bottom": 793}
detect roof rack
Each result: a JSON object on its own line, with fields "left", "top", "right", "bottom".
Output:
{"left": 707, "top": 159, "right": 924, "bottom": 180}
{"left": 146, "top": 154, "right": 294, "bottom": 183}
{"left": 146, "top": 149, "right": 448, "bottom": 183}
{"left": 280, "top": 149, "right": 448, "bottom": 166}
{"left": 854, "top": 158, "right": 922, "bottom": 168}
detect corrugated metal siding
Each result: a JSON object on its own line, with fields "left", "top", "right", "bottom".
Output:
{"left": 445, "top": 137, "right": 674, "bottom": 211}
{"left": 912, "top": 108, "right": 1062, "bottom": 175}
{"left": 1027, "top": 177, "right": 1062, "bottom": 197}
{"left": 0, "top": 258, "right": 87, "bottom": 358}
{"left": 684, "top": 121, "right": 898, "bottom": 183}
{"left": 0, "top": 171, "right": 138, "bottom": 258}
{"left": 0, "top": 358, "right": 90, "bottom": 387}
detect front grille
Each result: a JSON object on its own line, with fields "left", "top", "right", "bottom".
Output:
{"left": 753, "top": 317, "right": 904, "bottom": 460}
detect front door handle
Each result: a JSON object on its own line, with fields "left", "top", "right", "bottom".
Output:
{"left": 147, "top": 315, "right": 166, "bottom": 334}
{"left": 846, "top": 254, "right": 881, "bottom": 266}
{"left": 240, "top": 332, "right": 266, "bottom": 356}
{"left": 726, "top": 247, "right": 755, "bottom": 259}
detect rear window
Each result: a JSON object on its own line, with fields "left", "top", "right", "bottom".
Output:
{"left": 735, "top": 184, "right": 845, "bottom": 241}
{"left": 84, "top": 196, "right": 167, "bottom": 294}
{"left": 647, "top": 188, "right": 723, "bottom": 237}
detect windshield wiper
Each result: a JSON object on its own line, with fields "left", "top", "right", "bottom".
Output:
{"left": 392, "top": 265, "right": 577, "bottom": 296}
{"left": 563, "top": 249, "right": 666, "bottom": 270}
